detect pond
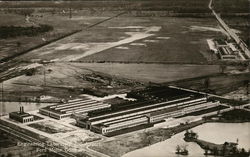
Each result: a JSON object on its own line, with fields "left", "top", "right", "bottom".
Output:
{"left": 123, "top": 122, "right": 250, "bottom": 157}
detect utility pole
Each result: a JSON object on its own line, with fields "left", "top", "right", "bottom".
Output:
{"left": 44, "top": 66, "right": 46, "bottom": 87}
{"left": 69, "top": 7, "right": 72, "bottom": 19}
{"left": 246, "top": 80, "right": 249, "bottom": 96}
{"left": 1, "top": 82, "right": 5, "bottom": 115}
{"left": 44, "top": 65, "right": 46, "bottom": 96}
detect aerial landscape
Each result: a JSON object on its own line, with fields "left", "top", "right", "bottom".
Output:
{"left": 0, "top": 0, "right": 249, "bottom": 157}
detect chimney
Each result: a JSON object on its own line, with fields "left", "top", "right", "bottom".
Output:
{"left": 19, "top": 106, "right": 22, "bottom": 114}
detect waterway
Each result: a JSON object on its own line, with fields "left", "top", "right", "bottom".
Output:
{"left": 123, "top": 122, "right": 250, "bottom": 157}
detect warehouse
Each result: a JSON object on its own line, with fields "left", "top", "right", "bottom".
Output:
{"left": 39, "top": 97, "right": 111, "bottom": 120}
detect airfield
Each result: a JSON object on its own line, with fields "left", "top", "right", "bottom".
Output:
{"left": 0, "top": 0, "right": 250, "bottom": 157}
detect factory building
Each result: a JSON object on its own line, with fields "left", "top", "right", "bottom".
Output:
{"left": 39, "top": 97, "right": 111, "bottom": 120}
{"left": 9, "top": 106, "right": 34, "bottom": 123}
{"left": 75, "top": 86, "right": 223, "bottom": 136}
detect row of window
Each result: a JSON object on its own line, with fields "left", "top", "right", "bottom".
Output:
{"left": 102, "top": 119, "right": 148, "bottom": 134}
{"left": 49, "top": 98, "right": 90, "bottom": 109}
{"left": 150, "top": 110, "right": 183, "bottom": 122}
{"left": 184, "top": 102, "right": 218, "bottom": 112}
{"left": 23, "top": 117, "right": 34, "bottom": 123}
{"left": 55, "top": 100, "right": 99, "bottom": 110}
{"left": 90, "top": 96, "right": 192, "bottom": 121}
{"left": 65, "top": 104, "right": 110, "bottom": 114}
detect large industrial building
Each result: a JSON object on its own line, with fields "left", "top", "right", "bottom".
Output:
{"left": 38, "top": 86, "right": 227, "bottom": 136}
{"left": 75, "top": 86, "right": 225, "bottom": 136}
{"left": 39, "top": 96, "right": 111, "bottom": 119}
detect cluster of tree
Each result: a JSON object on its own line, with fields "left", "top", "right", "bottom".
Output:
{"left": 214, "top": 0, "right": 249, "bottom": 13}
{"left": 0, "top": 153, "right": 13, "bottom": 157}
{"left": 207, "top": 146, "right": 250, "bottom": 157}
{"left": 221, "top": 109, "right": 250, "bottom": 121}
{"left": 4, "top": 8, "right": 34, "bottom": 16}
{"left": 25, "top": 68, "right": 37, "bottom": 76}
{"left": 0, "top": 24, "right": 53, "bottom": 39}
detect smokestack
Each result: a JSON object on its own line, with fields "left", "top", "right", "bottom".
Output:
{"left": 22, "top": 106, "right": 24, "bottom": 113}
{"left": 19, "top": 106, "right": 22, "bottom": 114}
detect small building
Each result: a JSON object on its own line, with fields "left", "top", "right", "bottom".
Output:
{"left": 211, "top": 39, "right": 239, "bottom": 60}
{"left": 214, "top": 39, "right": 227, "bottom": 47}
{"left": 9, "top": 106, "right": 34, "bottom": 123}
{"left": 218, "top": 47, "right": 237, "bottom": 60}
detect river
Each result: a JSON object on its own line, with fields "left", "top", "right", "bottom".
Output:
{"left": 123, "top": 122, "right": 250, "bottom": 157}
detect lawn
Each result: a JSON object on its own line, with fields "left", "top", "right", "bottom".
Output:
{"left": 28, "top": 120, "right": 75, "bottom": 134}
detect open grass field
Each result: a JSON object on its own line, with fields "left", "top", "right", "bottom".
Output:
{"left": 28, "top": 120, "right": 75, "bottom": 134}
{"left": 79, "top": 17, "right": 223, "bottom": 63}
{"left": 0, "top": 0, "right": 211, "bottom": 13}
{"left": 223, "top": 17, "right": 250, "bottom": 46}
{"left": 0, "top": 11, "right": 108, "bottom": 60}
{"left": 1, "top": 0, "right": 248, "bottom": 62}
{"left": 17, "top": 17, "right": 223, "bottom": 63}
{"left": 0, "top": 0, "right": 248, "bottom": 61}
{"left": 213, "top": 0, "right": 249, "bottom": 14}
{"left": 71, "top": 63, "right": 221, "bottom": 83}
{"left": 170, "top": 72, "right": 250, "bottom": 95}
{"left": 2, "top": 62, "right": 144, "bottom": 100}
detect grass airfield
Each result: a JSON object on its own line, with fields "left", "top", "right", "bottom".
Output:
{"left": 0, "top": 1, "right": 250, "bottom": 157}
{"left": 17, "top": 17, "right": 224, "bottom": 63}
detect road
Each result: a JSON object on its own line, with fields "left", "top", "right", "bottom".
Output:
{"left": 209, "top": 0, "right": 250, "bottom": 59}
{"left": 233, "top": 103, "right": 250, "bottom": 112}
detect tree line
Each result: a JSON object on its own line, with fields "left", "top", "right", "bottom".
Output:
{"left": 0, "top": 24, "right": 53, "bottom": 39}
